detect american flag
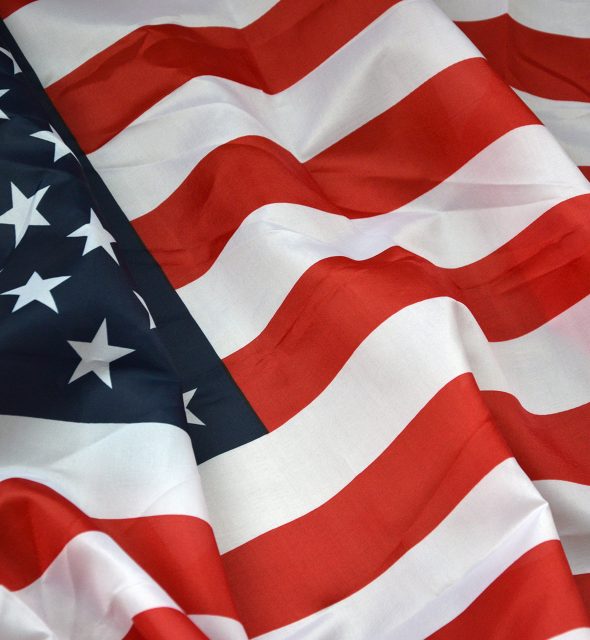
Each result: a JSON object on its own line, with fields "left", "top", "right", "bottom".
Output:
{"left": 0, "top": 0, "right": 589, "bottom": 638}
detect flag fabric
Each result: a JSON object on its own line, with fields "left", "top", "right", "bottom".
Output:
{"left": 0, "top": 1, "right": 589, "bottom": 639}
{"left": 437, "top": 0, "right": 590, "bottom": 181}
{"left": 0, "top": 32, "right": 244, "bottom": 640}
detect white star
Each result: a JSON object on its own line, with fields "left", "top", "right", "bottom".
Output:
{"left": 68, "top": 319, "right": 134, "bottom": 388}
{"left": 0, "top": 89, "right": 9, "bottom": 120}
{"left": 0, "top": 48, "right": 20, "bottom": 74}
{"left": 183, "top": 388, "right": 205, "bottom": 425}
{"left": 31, "top": 125, "right": 72, "bottom": 162}
{"left": 68, "top": 209, "right": 117, "bottom": 263}
{"left": 0, "top": 183, "right": 50, "bottom": 246}
{"left": 1, "top": 271, "right": 70, "bottom": 312}
{"left": 133, "top": 291, "right": 155, "bottom": 329}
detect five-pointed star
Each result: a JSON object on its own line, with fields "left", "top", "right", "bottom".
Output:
{"left": 183, "top": 388, "right": 205, "bottom": 425}
{"left": 0, "top": 47, "right": 20, "bottom": 74}
{"left": 0, "top": 89, "right": 9, "bottom": 120}
{"left": 1, "top": 271, "right": 70, "bottom": 312}
{"left": 0, "top": 183, "right": 50, "bottom": 246}
{"left": 68, "top": 209, "right": 118, "bottom": 263}
{"left": 31, "top": 125, "right": 72, "bottom": 162}
{"left": 68, "top": 319, "right": 134, "bottom": 388}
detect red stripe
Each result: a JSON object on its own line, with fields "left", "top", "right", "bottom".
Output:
{"left": 485, "top": 391, "right": 590, "bottom": 486}
{"left": 47, "top": 0, "right": 399, "bottom": 153}
{"left": 457, "top": 15, "right": 590, "bottom": 102}
{"left": 0, "top": 0, "right": 35, "bottom": 18}
{"left": 0, "top": 479, "right": 238, "bottom": 620}
{"left": 221, "top": 374, "right": 512, "bottom": 637}
{"left": 574, "top": 574, "right": 590, "bottom": 617}
{"left": 133, "top": 58, "right": 537, "bottom": 288}
{"left": 224, "top": 194, "right": 590, "bottom": 430}
{"left": 580, "top": 167, "right": 590, "bottom": 181}
{"left": 124, "top": 608, "right": 209, "bottom": 640}
{"left": 99, "top": 516, "right": 235, "bottom": 620}
{"left": 428, "top": 541, "right": 589, "bottom": 639}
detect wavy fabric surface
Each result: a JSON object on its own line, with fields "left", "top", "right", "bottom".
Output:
{"left": 434, "top": 0, "right": 590, "bottom": 179}
{"left": 1, "top": 0, "right": 590, "bottom": 638}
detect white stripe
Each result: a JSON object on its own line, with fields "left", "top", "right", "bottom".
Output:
{"left": 434, "top": 0, "right": 590, "bottom": 38}
{"left": 0, "top": 599, "right": 250, "bottom": 640}
{"left": 0, "top": 587, "right": 57, "bottom": 640}
{"left": 0, "top": 532, "right": 179, "bottom": 640}
{"left": 515, "top": 90, "right": 590, "bottom": 167}
{"left": 434, "top": 0, "right": 506, "bottom": 21}
{"left": 179, "top": 124, "right": 587, "bottom": 358}
{"left": 190, "top": 615, "right": 248, "bottom": 640}
{"left": 5, "top": 0, "right": 278, "bottom": 86}
{"left": 0, "top": 415, "right": 208, "bottom": 521}
{"left": 486, "top": 295, "right": 590, "bottom": 414}
{"left": 255, "top": 460, "right": 557, "bottom": 639}
{"left": 202, "top": 295, "right": 590, "bottom": 552}
{"left": 534, "top": 479, "right": 590, "bottom": 575}
{"left": 550, "top": 630, "right": 590, "bottom": 640}
{"left": 89, "top": 0, "right": 481, "bottom": 219}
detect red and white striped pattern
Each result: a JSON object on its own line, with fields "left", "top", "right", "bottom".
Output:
{"left": 3, "top": 0, "right": 590, "bottom": 637}
{"left": 0, "top": 416, "right": 247, "bottom": 639}
{"left": 434, "top": 0, "right": 590, "bottom": 180}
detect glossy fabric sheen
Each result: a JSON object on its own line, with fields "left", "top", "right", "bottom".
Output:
{"left": 2, "top": 0, "right": 590, "bottom": 638}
